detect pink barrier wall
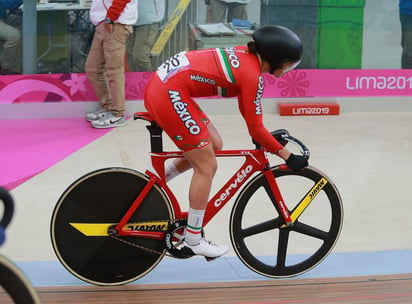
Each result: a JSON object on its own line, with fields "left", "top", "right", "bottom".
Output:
{"left": 0, "top": 72, "right": 152, "bottom": 103}
{"left": 0, "top": 70, "right": 411, "bottom": 103}
{"left": 264, "top": 69, "right": 412, "bottom": 98}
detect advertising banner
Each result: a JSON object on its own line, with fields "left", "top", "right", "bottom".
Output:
{"left": 0, "top": 70, "right": 411, "bottom": 103}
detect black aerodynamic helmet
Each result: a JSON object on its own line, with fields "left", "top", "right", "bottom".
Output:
{"left": 252, "top": 25, "right": 303, "bottom": 73}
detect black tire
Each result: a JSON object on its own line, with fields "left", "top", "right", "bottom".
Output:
{"left": 50, "top": 167, "right": 173, "bottom": 286}
{"left": 0, "top": 187, "right": 13, "bottom": 229}
{"left": 0, "top": 254, "right": 41, "bottom": 304}
{"left": 0, "top": 188, "right": 41, "bottom": 303}
{"left": 230, "top": 166, "right": 343, "bottom": 278}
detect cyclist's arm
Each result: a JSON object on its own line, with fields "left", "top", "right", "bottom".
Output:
{"left": 237, "top": 76, "right": 288, "bottom": 157}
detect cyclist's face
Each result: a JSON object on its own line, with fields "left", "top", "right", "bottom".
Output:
{"left": 272, "top": 61, "right": 301, "bottom": 78}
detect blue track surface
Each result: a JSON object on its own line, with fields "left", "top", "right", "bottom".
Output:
{"left": 16, "top": 249, "right": 412, "bottom": 287}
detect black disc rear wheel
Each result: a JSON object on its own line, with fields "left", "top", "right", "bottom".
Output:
{"left": 50, "top": 167, "right": 172, "bottom": 286}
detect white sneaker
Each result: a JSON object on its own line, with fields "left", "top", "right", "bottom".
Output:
{"left": 86, "top": 108, "right": 107, "bottom": 122}
{"left": 91, "top": 112, "right": 127, "bottom": 129}
{"left": 180, "top": 238, "right": 229, "bottom": 260}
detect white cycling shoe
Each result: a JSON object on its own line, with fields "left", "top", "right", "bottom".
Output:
{"left": 180, "top": 238, "right": 229, "bottom": 261}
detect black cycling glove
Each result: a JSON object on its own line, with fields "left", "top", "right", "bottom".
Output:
{"left": 285, "top": 153, "right": 308, "bottom": 171}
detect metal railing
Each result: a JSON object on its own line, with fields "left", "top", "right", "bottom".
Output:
{"left": 23, "top": 0, "right": 198, "bottom": 74}
{"left": 151, "top": 0, "right": 198, "bottom": 68}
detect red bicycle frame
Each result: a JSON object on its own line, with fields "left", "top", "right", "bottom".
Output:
{"left": 113, "top": 148, "right": 293, "bottom": 239}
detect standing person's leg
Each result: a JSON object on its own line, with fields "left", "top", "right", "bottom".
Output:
{"left": 0, "top": 20, "right": 21, "bottom": 74}
{"left": 227, "top": 3, "right": 248, "bottom": 22}
{"left": 91, "top": 24, "right": 132, "bottom": 128}
{"left": 85, "top": 25, "right": 111, "bottom": 121}
{"left": 103, "top": 24, "right": 131, "bottom": 118}
{"left": 400, "top": 13, "right": 412, "bottom": 68}
{"left": 133, "top": 23, "right": 159, "bottom": 71}
{"left": 126, "top": 27, "right": 137, "bottom": 71}
{"left": 206, "top": 0, "right": 227, "bottom": 23}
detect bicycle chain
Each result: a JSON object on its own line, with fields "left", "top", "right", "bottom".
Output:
{"left": 109, "top": 234, "right": 169, "bottom": 256}
{"left": 108, "top": 219, "right": 185, "bottom": 258}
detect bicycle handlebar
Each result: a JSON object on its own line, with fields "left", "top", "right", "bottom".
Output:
{"left": 253, "top": 129, "right": 310, "bottom": 160}
{"left": 133, "top": 112, "right": 310, "bottom": 160}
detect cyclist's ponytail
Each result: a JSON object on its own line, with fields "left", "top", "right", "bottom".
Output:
{"left": 247, "top": 41, "right": 258, "bottom": 56}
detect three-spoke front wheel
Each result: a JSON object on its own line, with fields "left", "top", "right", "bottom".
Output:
{"left": 230, "top": 166, "right": 343, "bottom": 278}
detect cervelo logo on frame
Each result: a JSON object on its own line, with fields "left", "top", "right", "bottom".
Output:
{"left": 168, "top": 90, "right": 201, "bottom": 134}
{"left": 214, "top": 165, "right": 253, "bottom": 207}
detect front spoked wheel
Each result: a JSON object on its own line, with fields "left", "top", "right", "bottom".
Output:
{"left": 230, "top": 166, "right": 343, "bottom": 278}
{"left": 50, "top": 167, "right": 173, "bottom": 286}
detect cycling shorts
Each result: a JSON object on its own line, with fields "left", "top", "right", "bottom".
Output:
{"left": 144, "top": 75, "right": 211, "bottom": 152}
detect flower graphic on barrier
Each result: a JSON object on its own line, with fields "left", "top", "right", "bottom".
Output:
{"left": 126, "top": 72, "right": 152, "bottom": 100}
{"left": 277, "top": 70, "right": 310, "bottom": 97}
{"left": 0, "top": 76, "right": 72, "bottom": 103}
{"left": 63, "top": 73, "right": 88, "bottom": 96}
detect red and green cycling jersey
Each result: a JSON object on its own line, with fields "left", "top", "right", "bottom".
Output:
{"left": 144, "top": 46, "right": 283, "bottom": 153}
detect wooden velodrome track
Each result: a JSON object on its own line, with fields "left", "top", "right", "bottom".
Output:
{"left": 2, "top": 112, "right": 412, "bottom": 303}
{"left": 0, "top": 273, "right": 411, "bottom": 303}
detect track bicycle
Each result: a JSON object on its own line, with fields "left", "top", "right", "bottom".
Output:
{"left": 50, "top": 112, "right": 343, "bottom": 286}
{"left": 0, "top": 187, "right": 41, "bottom": 304}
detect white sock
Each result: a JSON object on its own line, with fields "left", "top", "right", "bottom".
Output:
{"left": 165, "top": 161, "right": 180, "bottom": 182}
{"left": 185, "top": 207, "right": 205, "bottom": 245}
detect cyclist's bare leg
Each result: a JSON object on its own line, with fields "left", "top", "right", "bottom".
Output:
{"left": 183, "top": 143, "right": 217, "bottom": 210}
{"left": 179, "top": 142, "right": 229, "bottom": 258}
{"left": 166, "top": 122, "right": 223, "bottom": 179}
{"left": 206, "top": 121, "right": 224, "bottom": 150}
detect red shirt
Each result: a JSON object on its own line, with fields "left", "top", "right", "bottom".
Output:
{"left": 151, "top": 46, "right": 283, "bottom": 153}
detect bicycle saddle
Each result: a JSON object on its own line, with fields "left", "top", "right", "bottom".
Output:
{"left": 134, "top": 112, "right": 155, "bottom": 123}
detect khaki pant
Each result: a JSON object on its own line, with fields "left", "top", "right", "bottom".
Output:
{"left": 126, "top": 23, "right": 160, "bottom": 72}
{"left": 85, "top": 23, "right": 132, "bottom": 117}
{"left": 206, "top": 0, "right": 248, "bottom": 23}
{"left": 0, "top": 18, "right": 22, "bottom": 74}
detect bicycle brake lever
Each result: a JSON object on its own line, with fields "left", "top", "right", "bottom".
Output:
{"left": 285, "top": 135, "right": 310, "bottom": 160}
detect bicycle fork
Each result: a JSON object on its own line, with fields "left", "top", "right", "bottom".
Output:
{"left": 263, "top": 167, "right": 293, "bottom": 227}
{"left": 266, "top": 165, "right": 331, "bottom": 229}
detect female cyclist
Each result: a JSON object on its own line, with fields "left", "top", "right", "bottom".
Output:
{"left": 144, "top": 25, "right": 308, "bottom": 259}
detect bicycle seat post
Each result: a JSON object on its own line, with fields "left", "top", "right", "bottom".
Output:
{"left": 146, "top": 123, "right": 163, "bottom": 153}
